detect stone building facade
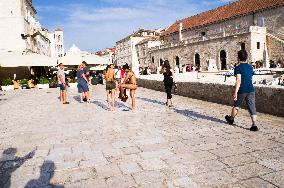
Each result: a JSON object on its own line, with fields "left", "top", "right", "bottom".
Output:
{"left": 148, "top": 0, "right": 284, "bottom": 72}
{"left": 115, "top": 29, "right": 160, "bottom": 75}
{"left": 0, "top": 0, "right": 52, "bottom": 55}
{"left": 135, "top": 36, "right": 161, "bottom": 68}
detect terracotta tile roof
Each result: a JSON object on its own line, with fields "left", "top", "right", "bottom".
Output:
{"left": 136, "top": 36, "right": 160, "bottom": 46}
{"left": 55, "top": 28, "right": 63, "bottom": 32}
{"left": 162, "top": 0, "right": 284, "bottom": 36}
{"left": 107, "top": 48, "right": 116, "bottom": 53}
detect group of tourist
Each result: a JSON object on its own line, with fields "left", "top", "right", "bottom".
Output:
{"left": 57, "top": 49, "right": 259, "bottom": 131}
{"left": 57, "top": 62, "right": 138, "bottom": 112}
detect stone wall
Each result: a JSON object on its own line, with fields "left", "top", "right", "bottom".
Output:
{"left": 137, "top": 78, "right": 284, "bottom": 117}
{"left": 150, "top": 33, "right": 250, "bottom": 71}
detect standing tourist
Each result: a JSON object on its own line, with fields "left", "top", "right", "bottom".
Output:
{"left": 162, "top": 60, "right": 175, "bottom": 108}
{"left": 57, "top": 63, "right": 69, "bottom": 104}
{"left": 82, "top": 61, "right": 91, "bottom": 100}
{"left": 105, "top": 64, "right": 116, "bottom": 111}
{"left": 225, "top": 50, "right": 258, "bottom": 131}
{"left": 77, "top": 64, "right": 90, "bottom": 103}
{"left": 119, "top": 64, "right": 137, "bottom": 112}
{"left": 114, "top": 66, "right": 121, "bottom": 89}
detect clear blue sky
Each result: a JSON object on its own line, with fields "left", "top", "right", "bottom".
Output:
{"left": 33, "top": 0, "right": 232, "bottom": 52}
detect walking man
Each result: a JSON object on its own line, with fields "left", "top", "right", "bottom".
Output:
{"left": 57, "top": 63, "right": 69, "bottom": 104}
{"left": 225, "top": 50, "right": 258, "bottom": 131}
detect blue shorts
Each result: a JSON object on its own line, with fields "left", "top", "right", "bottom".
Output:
{"left": 59, "top": 84, "right": 66, "bottom": 91}
{"left": 78, "top": 82, "right": 89, "bottom": 93}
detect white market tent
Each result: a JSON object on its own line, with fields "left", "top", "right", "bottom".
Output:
{"left": 90, "top": 65, "right": 107, "bottom": 71}
{"left": 0, "top": 51, "right": 57, "bottom": 67}
{"left": 58, "top": 53, "right": 109, "bottom": 66}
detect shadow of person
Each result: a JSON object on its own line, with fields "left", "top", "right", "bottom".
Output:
{"left": 175, "top": 109, "right": 228, "bottom": 124}
{"left": 93, "top": 100, "right": 108, "bottom": 110}
{"left": 73, "top": 95, "right": 81, "bottom": 102}
{"left": 0, "top": 148, "right": 35, "bottom": 188}
{"left": 116, "top": 101, "right": 131, "bottom": 111}
{"left": 137, "top": 97, "right": 166, "bottom": 106}
{"left": 25, "top": 161, "right": 64, "bottom": 188}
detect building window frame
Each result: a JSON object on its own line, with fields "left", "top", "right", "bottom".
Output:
{"left": 257, "top": 42, "right": 260, "bottom": 49}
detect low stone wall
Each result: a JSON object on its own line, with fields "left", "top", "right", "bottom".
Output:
{"left": 137, "top": 78, "right": 284, "bottom": 117}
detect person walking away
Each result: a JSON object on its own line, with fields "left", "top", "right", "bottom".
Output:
{"left": 105, "top": 64, "right": 116, "bottom": 111}
{"left": 57, "top": 63, "right": 69, "bottom": 104}
{"left": 225, "top": 50, "right": 258, "bottom": 131}
{"left": 162, "top": 60, "right": 175, "bottom": 108}
{"left": 77, "top": 64, "right": 90, "bottom": 103}
{"left": 119, "top": 64, "right": 137, "bottom": 112}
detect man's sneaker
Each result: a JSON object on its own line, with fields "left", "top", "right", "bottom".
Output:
{"left": 225, "top": 115, "right": 234, "bottom": 125}
{"left": 250, "top": 125, "right": 259, "bottom": 132}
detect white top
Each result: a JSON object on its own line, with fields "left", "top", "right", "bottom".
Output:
{"left": 57, "top": 68, "right": 65, "bottom": 84}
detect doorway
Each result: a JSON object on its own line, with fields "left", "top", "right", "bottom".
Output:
{"left": 220, "top": 50, "right": 227, "bottom": 70}
{"left": 195, "top": 53, "right": 200, "bottom": 68}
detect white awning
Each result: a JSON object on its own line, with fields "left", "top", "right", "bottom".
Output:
{"left": 90, "top": 65, "right": 107, "bottom": 71}
{"left": 0, "top": 51, "right": 57, "bottom": 67}
{"left": 58, "top": 53, "right": 109, "bottom": 66}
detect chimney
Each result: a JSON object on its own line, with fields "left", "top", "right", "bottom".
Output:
{"left": 179, "top": 23, "right": 183, "bottom": 41}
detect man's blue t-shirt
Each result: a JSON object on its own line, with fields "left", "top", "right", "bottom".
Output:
{"left": 234, "top": 63, "right": 255, "bottom": 94}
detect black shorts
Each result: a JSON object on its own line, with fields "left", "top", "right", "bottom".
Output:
{"left": 106, "top": 81, "right": 116, "bottom": 91}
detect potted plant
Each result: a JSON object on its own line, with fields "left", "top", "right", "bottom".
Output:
{"left": 37, "top": 76, "right": 50, "bottom": 89}
{"left": 49, "top": 76, "right": 58, "bottom": 88}
{"left": 20, "top": 79, "right": 28, "bottom": 89}
{"left": 1, "top": 79, "right": 14, "bottom": 91}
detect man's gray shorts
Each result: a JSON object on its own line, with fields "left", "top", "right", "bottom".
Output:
{"left": 234, "top": 92, "right": 257, "bottom": 116}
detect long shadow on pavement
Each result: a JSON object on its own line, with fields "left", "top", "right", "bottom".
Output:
{"left": 93, "top": 100, "right": 108, "bottom": 110}
{"left": 175, "top": 109, "right": 228, "bottom": 124}
{"left": 25, "top": 160, "right": 64, "bottom": 188}
{"left": 137, "top": 97, "right": 166, "bottom": 105}
{"left": 73, "top": 96, "right": 81, "bottom": 102}
{"left": 116, "top": 101, "right": 131, "bottom": 111}
{"left": 0, "top": 148, "right": 35, "bottom": 188}
{"left": 138, "top": 97, "right": 228, "bottom": 124}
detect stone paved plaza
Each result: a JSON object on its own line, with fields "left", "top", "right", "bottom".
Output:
{"left": 0, "top": 85, "right": 284, "bottom": 188}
